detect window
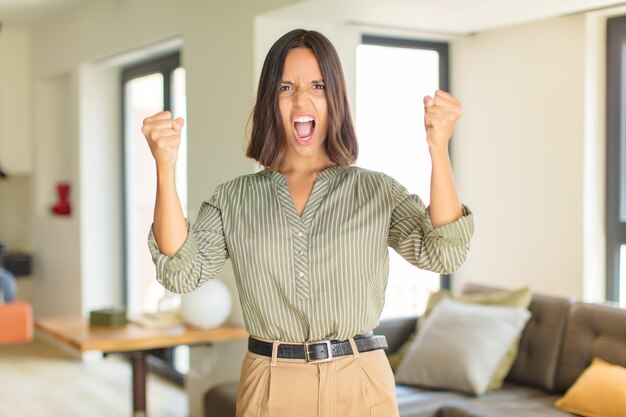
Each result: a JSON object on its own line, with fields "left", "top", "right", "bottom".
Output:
{"left": 356, "top": 35, "right": 449, "bottom": 318}
{"left": 607, "top": 16, "right": 626, "bottom": 306}
{"left": 122, "top": 53, "right": 188, "bottom": 381}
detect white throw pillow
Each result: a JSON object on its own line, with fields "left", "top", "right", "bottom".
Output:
{"left": 394, "top": 298, "right": 531, "bottom": 395}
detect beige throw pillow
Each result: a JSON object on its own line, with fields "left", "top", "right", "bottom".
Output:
{"left": 394, "top": 298, "right": 531, "bottom": 396}
{"left": 388, "top": 286, "right": 532, "bottom": 391}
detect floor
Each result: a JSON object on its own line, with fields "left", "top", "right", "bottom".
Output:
{"left": 0, "top": 337, "right": 188, "bottom": 417}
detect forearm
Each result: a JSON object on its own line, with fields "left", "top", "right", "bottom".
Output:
{"left": 153, "top": 165, "right": 188, "bottom": 257}
{"left": 429, "top": 146, "right": 463, "bottom": 228}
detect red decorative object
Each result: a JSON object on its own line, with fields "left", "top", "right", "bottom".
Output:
{"left": 51, "top": 182, "right": 71, "bottom": 216}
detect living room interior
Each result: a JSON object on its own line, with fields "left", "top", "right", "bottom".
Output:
{"left": 1, "top": 0, "right": 625, "bottom": 416}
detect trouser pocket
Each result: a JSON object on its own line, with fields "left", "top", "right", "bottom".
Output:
{"left": 356, "top": 350, "right": 400, "bottom": 417}
{"left": 235, "top": 352, "right": 271, "bottom": 417}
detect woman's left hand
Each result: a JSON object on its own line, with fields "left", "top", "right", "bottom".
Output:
{"left": 423, "top": 90, "right": 462, "bottom": 152}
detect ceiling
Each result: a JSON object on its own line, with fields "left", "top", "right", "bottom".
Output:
{"left": 1, "top": 0, "right": 625, "bottom": 33}
{"left": 264, "top": 0, "right": 626, "bottom": 35}
{"left": 0, "top": 0, "right": 86, "bottom": 27}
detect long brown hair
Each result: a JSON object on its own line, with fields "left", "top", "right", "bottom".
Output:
{"left": 246, "top": 29, "right": 358, "bottom": 170}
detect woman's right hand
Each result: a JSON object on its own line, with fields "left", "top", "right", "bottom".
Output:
{"left": 141, "top": 111, "right": 185, "bottom": 170}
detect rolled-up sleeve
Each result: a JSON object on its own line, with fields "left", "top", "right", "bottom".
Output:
{"left": 385, "top": 176, "right": 474, "bottom": 274}
{"left": 148, "top": 185, "right": 229, "bottom": 294}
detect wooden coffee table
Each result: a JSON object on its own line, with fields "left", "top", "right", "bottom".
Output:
{"left": 36, "top": 316, "right": 248, "bottom": 417}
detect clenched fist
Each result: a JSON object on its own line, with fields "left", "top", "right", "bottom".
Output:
{"left": 141, "top": 111, "right": 185, "bottom": 170}
{"left": 423, "top": 90, "right": 462, "bottom": 152}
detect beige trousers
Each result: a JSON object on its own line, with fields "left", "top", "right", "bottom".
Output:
{"left": 235, "top": 338, "right": 399, "bottom": 417}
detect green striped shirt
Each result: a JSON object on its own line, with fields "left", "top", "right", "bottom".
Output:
{"left": 149, "top": 165, "right": 473, "bottom": 343}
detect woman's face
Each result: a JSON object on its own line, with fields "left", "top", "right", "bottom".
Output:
{"left": 278, "top": 47, "right": 329, "bottom": 164}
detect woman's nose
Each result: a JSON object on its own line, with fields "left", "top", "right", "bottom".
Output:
{"left": 292, "top": 87, "right": 309, "bottom": 106}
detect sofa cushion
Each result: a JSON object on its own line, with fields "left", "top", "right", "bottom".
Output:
{"left": 437, "top": 382, "right": 570, "bottom": 417}
{"left": 555, "top": 357, "right": 626, "bottom": 417}
{"left": 555, "top": 302, "right": 626, "bottom": 392}
{"left": 398, "top": 382, "right": 570, "bottom": 417}
{"left": 463, "top": 284, "right": 571, "bottom": 392}
{"left": 396, "top": 385, "right": 469, "bottom": 417}
{"left": 394, "top": 298, "right": 530, "bottom": 395}
{"left": 438, "top": 398, "right": 570, "bottom": 417}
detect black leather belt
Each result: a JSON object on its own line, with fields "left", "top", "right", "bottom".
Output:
{"left": 248, "top": 334, "right": 388, "bottom": 363}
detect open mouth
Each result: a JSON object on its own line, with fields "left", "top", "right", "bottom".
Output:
{"left": 293, "top": 116, "right": 316, "bottom": 143}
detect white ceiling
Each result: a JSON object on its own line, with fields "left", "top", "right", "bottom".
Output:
{"left": 0, "top": 0, "right": 625, "bottom": 32}
{"left": 264, "top": 0, "right": 626, "bottom": 35}
{"left": 0, "top": 0, "right": 86, "bottom": 27}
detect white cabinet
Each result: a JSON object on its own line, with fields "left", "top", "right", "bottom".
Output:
{"left": 0, "top": 28, "right": 32, "bottom": 175}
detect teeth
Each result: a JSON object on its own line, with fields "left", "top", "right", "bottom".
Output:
{"left": 294, "top": 116, "right": 314, "bottom": 123}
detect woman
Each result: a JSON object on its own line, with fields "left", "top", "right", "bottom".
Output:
{"left": 143, "top": 29, "right": 473, "bottom": 417}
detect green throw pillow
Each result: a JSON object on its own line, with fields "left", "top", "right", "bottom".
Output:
{"left": 388, "top": 285, "right": 532, "bottom": 391}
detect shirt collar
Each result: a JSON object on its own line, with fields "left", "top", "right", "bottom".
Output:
{"left": 259, "top": 165, "right": 351, "bottom": 184}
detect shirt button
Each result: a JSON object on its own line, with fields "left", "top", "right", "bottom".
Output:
{"left": 297, "top": 232, "right": 303, "bottom": 237}
{"left": 298, "top": 272, "right": 305, "bottom": 277}
{"left": 298, "top": 250, "right": 304, "bottom": 256}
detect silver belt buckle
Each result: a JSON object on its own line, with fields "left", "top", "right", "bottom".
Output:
{"left": 304, "top": 340, "right": 333, "bottom": 363}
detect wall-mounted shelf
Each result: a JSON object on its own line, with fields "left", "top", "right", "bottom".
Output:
{"left": 2, "top": 252, "right": 32, "bottom": 276}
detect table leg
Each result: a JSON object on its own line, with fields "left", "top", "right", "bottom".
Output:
{"left": 130, "top": 352, "right": 147, "bottom": 417}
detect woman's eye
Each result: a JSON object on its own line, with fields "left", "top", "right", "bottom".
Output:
{"left": 280, "top": 85, "right": 292, "bottom": 92}
{"left": 313, "top": 84, "right": 325, "bottom": 90}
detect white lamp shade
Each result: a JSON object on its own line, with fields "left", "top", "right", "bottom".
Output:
{"left": 180, "top": 279, "right": 232, "bottom": 329}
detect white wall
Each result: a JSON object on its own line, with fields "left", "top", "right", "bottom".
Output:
{"left": 78, "top": 63, "right": 122, "bottom": 315}
{"left": 450, "top": 16, "right": 587, "bottom": 299}
{"left": 0, "top": 28, "right": 32, "bottom": 174}
{"left": 32, "top": 72, "right": 83, "bottom": 317}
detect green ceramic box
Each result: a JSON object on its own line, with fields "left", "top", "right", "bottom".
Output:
{"left": 89, "top": 308, "right": 127, "bottom": 327}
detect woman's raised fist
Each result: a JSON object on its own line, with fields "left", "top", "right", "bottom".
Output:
{"left": 141, "top": 111, "right": 185, "bottom": 170}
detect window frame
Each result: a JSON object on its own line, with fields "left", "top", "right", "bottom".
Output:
{"left": 606, "top": 16, "right": 626, "bottom": 302}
